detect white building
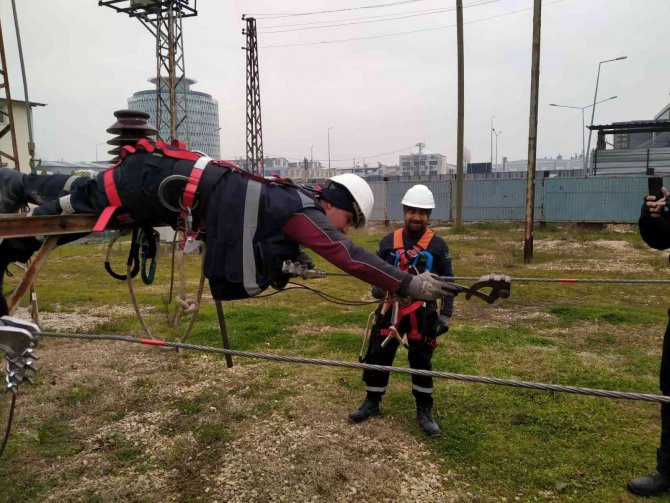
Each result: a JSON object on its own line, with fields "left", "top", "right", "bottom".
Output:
{"left": 399, "top": 149, "right": 447, "bottom": 176}
{"left": 128, "top": 78, "right": 220, "bottom": 158}
{"left": 0, "top": 99, "right": 45, "bottom": 173}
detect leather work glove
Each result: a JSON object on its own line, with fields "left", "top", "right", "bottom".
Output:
{"left": 295, "top": 251, "right": 315, "bottom": 270}
{"left": 406, "top": 272, "right": 462, "bottom": 301}
{"left": 371, "top": 286, "right": 386, "bottom": 299}
{"left": 435, "top": 314, "right": 451, "bottom": 336}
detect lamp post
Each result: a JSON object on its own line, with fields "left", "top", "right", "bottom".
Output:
{"left": 327, "top": 127, "right": 334, "bottom": 178}
{"left": 585, "top": 56, "right": 627, "bottom": 169}
{"left": 490, "top": 115, "right": 495, "bottom": 169}
{"left": 95, "top": 142, "right": 106, "bottom": 163}
{"left": 493, "top": 129, "right": 502, "bottom": 170}
{"left": 550, "top": 95, "right": 617, "bottom": 168}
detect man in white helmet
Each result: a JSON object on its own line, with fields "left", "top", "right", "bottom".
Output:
{"left": 0, "top": 141, "right": 459, "bottom": 308}
{"left": 348, "top": 184, "right": 454, "bottom": 437}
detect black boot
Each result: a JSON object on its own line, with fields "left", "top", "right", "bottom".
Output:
{"left": 628, "top": 470, "right": 670, "bottom": 496}
{"left": 348, "top": 399, "right": 380, "bottom": 423}
{"left": 417, "top": 406, "right": 441, "bottom": 437}
{"left": 0, "top": 168, "right": 25, "bottom": 213}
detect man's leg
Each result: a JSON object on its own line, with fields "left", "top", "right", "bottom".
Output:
{"left": 628, "top": 309, "right": 670, "bottom": 496}
{"left": 408, "top": 337, "right": 440, "bottom": 437}
{"left": 348, "top": 329, "right": 398, "bottom": 423}
{"left": 0, "top": 172, "right": 102, "bottom": 293}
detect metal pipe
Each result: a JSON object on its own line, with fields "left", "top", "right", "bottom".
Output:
{"left": 10, "top": 0, "right": 34, "bottom": 173}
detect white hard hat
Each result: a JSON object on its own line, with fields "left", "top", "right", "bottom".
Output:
{"left": 327, "top": 173, "right": 374, "bottom": 229}
{"left": 401, "top": 184, "right": 435, "bottom": 209}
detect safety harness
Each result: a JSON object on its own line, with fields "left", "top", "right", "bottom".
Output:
{"left": 378, "top": 227, "right": 436, "bottom": 343}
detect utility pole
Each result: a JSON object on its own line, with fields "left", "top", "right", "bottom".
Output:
{"left": 100, "top": 1, "right": 197, "bottom": 146}
{"left": 455, "top": 0, "right": 464, "bottom": 226}
{"left": 243, "top": 16, "right": 264, "bottom": 176}
{"left": 524, "top": 0, "right": 542, "bottom": 263}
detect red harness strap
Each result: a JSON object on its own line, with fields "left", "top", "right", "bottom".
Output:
{"left": 92, "top": 139, "right": 216, "bottom": 232}
{"left": 378, "top": 227, "right": 435, "bottom": 338}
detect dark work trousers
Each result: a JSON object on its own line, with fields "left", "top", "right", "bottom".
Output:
{"left": 362, "top": 312, "right": 438, "bottom": 408}
{"left": 658, "top": 308, "right": 670, "bottom": 474}
{"left": 0, "top": 154, "right": 180, "bottom": 288}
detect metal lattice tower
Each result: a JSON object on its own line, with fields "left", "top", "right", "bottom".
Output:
{"left": 99, "top": 0, "right": 197, "bottom": 145}
{"left": 0, "top": 18, "right": 21, "bottom": 172}
{"left": 243, "top": 16, "right": 264, "bottom": 176}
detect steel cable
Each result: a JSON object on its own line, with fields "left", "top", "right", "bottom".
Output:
{"left": 40, "top": 331, "right": 670, "bottom": 404}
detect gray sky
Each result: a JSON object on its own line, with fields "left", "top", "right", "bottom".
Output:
{"left": 1, "top": 0, "right": 668, "bottom": 167}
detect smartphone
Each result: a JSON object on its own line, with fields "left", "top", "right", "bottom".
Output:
{"left": 648, "top": 176, "right": 665, "bottom": 201}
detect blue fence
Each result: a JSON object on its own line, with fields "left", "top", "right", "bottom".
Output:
{"left": 369, "top": 175, "right": 655, "bottom": 223}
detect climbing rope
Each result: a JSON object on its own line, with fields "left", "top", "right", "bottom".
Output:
{"left": 449, "top": 276, "right": 670, "bottom": 285}
{"left": 38, "top": 331, "right": 670, "bottom": 404}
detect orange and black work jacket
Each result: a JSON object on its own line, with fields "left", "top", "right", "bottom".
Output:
{"left": 375, "top": 227, "right": 454, "bottom": 335}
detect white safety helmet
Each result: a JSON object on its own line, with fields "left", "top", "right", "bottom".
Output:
{"left": 401, "top": 184, "right": 435, "bottom": 209}
{"left": 327, "top": 173, "right": 374, "bottom": 229}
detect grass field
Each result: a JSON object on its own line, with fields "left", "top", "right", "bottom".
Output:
{"left": 1, "top": 222, "right": 669, "bottom": 502}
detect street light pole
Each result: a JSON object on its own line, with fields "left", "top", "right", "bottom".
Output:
{"left": 327, "top": 127, "right": 334, "bottom": 178}
{"left": 585, "top": 56, "right": 627, "bottom": 169}
{"left": 493, "top": 129, "right": 502, "bottom": 170}
{"left": 550, "top": 95, "right": 617, "bottom": 168}
{"left": 490, "top": 115, "right": 495, "bottom": 169}
{"left": 95, "top": 142, "right": 106, "bottom": 163}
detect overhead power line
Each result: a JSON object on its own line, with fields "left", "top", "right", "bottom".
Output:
{"left": 258, "top": 0, "right": 499, "bottom": 33}
{"left": 248, "top": 0, "right": 425, "bottom": 19}
{"left": 261, "top": 0, "right": 564, "bottom": 49}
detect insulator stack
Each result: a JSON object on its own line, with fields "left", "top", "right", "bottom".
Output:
{"left": 105, "top": 109, "right": 158, "bottom": 163}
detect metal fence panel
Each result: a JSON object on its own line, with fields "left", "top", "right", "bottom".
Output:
{"left": 367, "top": 175, "right": 655, "bottom": 224}
{"left": 543, "top": 176, "right": 648, "bottom": 222}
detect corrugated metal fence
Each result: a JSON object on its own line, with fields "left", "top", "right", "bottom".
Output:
{"left": 369, "top": 175, "right": 654, "bottom": 223}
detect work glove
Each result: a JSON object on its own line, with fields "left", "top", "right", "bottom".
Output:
{"left": 405, "top": 272, "right": 462, "bottom": 301}
{"left": 295, "top": 251, "right": 315, "bottom": 270}
{"left": 371, "top": 286, "right": 386, "bottom": 299}
{"left": 434, "top": 314, "right": 451, "bottom": 336}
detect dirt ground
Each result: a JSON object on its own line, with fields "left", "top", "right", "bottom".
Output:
{"left": 6, "top": 307, "right": 470, "bottom": 502}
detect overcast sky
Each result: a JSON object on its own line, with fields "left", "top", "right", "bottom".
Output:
{"left": 0, "top": 0, "right": 668, "bottom": 168}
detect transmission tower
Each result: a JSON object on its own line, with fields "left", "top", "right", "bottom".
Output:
{"left": 99, "top": 0, "right": 197, "bottom": 145}
{"left": 0, "top": 18, "right": 21, "bottom": 172}
{"left": 243, "top": 16, "right": 264, "bottom": 176}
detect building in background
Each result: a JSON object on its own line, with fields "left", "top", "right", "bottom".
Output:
{"left": 128, "top": 78, "right": 220, "bottom": 158}
{"left": 0, "top": 99, "right": 45, "bottom": 173}
{"left": 399, "top": 148, "right": 447, "bottom": 176}
{"left": 503, "top": 157, "right": 585, "bottom": 172}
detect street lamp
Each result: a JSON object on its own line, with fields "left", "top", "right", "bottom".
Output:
{"left": 493, "top": 129, "right": 502, "bottom": 170}
{"left": 585, "top": 56, "right": 627, "bottom": 168}
{"left": 550, "top": 95, "right": 617, "bottom": 168}
{"left": 490, "top": 115, "right": 495, "bottom": 169}
{"left": 95, "top": 142, "right": 106, "bottom": 163}
{"left": 327, "top": 127, "right": 334, "bottom": 178}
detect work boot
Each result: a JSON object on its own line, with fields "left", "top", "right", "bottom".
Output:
{"left": 417, "top": 406, "right": 441, "bottom": 437}
{"left": 0, "top": 168, "right": 25, "bottom": 213}
{"left": 347, "top": 399, "right": 380, "bottom": 423}
{"left": 628, "top": 471, "right": 670, "bottom": 497}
